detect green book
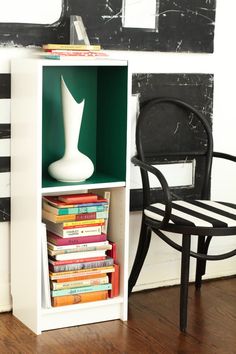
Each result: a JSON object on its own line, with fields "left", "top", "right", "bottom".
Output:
{"left": 51, "top": 283, "right": 112, "bottom": 297}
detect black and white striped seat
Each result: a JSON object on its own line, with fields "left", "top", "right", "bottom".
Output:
{"left": 145, "top": 200, "right": 236, "bottom": 228}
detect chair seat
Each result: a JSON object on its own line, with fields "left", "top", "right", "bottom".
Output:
{"left": 145, "top": 200, "right": 236, "bottom": 228}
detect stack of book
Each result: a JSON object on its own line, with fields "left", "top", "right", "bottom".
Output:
{"left": 40, "top": 44, "right": 109, "bottom": 60}
{"left": 42, "top": 192, "right": 119, "bottom": 307}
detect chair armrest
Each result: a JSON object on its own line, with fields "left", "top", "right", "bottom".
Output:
{"left": 131, "top": 155, "right": 172, "bottom": 226}
{"left": 213, "top": 151, "right": 236, "bottom": 163}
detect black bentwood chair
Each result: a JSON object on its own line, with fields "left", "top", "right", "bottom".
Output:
{"left": 128, "top": 97, "right": 236, "bottom": 332}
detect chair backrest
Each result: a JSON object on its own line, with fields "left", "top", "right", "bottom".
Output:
{"left": 135, "top": 97, "right": 213, "bottom": 204}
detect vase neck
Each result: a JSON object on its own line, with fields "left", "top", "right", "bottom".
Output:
{"left": 61, "top": 76, "right": 85, "bottom": 159}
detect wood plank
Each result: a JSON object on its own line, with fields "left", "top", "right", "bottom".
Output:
{"left": 0, "top": 277, "right": 235, "bottom": 353}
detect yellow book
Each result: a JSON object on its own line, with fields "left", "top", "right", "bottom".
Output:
{"left": 63, "top": 219, "right": 105, "bottom": 227}
{"left": 43, "top": 44, "right": 101, "bottom": 51}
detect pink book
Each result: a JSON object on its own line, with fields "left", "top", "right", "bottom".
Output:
{"left": 47, "top": 231, "right": 107, "bottom": 246}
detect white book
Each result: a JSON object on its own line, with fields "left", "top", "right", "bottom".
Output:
{"left": 47, "top": 240, "right": 110, "bottom": 251}
{"left": 102, "top": 191, "right": 111, "bottom": 234}
{"left": 41, "top": 222, "right": 51, "bottom": 308}
{"left": 44, "top": 219, "right": 102, "bottom": 238}
{"left": 52, "top": 249, "right": 107, "bottom": 261}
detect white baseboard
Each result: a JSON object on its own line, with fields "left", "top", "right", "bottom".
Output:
{"left": 133, "top": 270, "right": 236, "bottom": 293}
{"left": 0, "top": 283, "right": 11, "bottom": 312}
{"left": 0, "top": 304, "right": 11, "bottom": 312}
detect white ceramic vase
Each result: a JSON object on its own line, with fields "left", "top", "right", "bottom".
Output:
{"left": 48, "top": 76, "right": 94, "bottom": 182}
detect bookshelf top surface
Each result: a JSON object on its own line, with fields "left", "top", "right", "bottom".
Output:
{"left": 11, "top": 57, "right": 128, "bottom": 68}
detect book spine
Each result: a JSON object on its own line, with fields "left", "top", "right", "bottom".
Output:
{"left": 49, "top": 256, "right": 106, "bottom": 266}
{"left": 64, "top": 226, "right": 102, "bottom": 238}
{"left": 47, "top": 211, "right": 108, "bottom": 222}
{"left": 52, "top": 249, "right": 106, "bottom": 261}
{"left": 64, "top": 205, "right": 107, "bottom": 215}
{"left": 46, "top": 224, "right": 102, "bottom": 238}
{"left": 47, "top": 240, "right": 109, "bottom": 251}
{"left": 51, "top": 290, "right": 108, "bottom": 307}
{"left": 51, "top": 275, "right": 109, "bottom": 290}
{"left": 44, "top": 51, "right": 109, "bottom": 58}
{"left": 54, "top": 273, "right": 107, "bottom": 283}
{"left": 49, "top": 266, "right": 115, "bottom": 280}
{"left": 43, "top": 201, "right": 108, "bottom": 215}
{"left": 58, "top": 195, "right": 98, "bottom": 203}
{"left": 51, "top": 283, "right": 112, "bottom": 297}
{"left": 107, "top": 241, "right": 117, "bottom": 263}
{"left": 48, "top": 246, "right": 111, "bottom": 257}
{"left": 62, "top": 219, "right": 105, "bottom": 228}
{"left": 43, "top": 44, "right": 101, "bottom": 50}
{"left": 108, "top": 263, "right": 120, "bottom": 298}
{"left": 49, "top": 258, "right": 114, "bottom": 273}
{"left": 42, "top": 209, "right": 108, "bottom": 223}
{"left": 47, "top": 232, "right": 107, "bottom": 245}
{"left": 101, "top": 191, "right": 110, "bottom": 234}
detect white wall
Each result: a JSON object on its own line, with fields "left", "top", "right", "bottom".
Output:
{"left": 0, "top": 1, "right": 236, "bottom": 311}
{"left": 0, "top": 1, "right": 62, "bottom": 24}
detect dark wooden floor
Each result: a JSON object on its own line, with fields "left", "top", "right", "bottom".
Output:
{"left": 1, "top": 277, "right": 236, "bottom": 354}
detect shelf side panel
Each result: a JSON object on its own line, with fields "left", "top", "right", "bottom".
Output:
{"left": 11, "top": 60, "right": 42, "bottom": 334}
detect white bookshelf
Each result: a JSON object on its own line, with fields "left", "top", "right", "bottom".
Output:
{"left": 11, "top": 58, "right": 131, "bottom": 334}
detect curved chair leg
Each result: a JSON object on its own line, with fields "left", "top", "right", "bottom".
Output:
{"left": 195, "top": 236, "right": 212, "bottom": 290}
{"left": 128, "top": 217, "right": 152, "bottom": 295}
{"left": 180, "top": 234, "right": 191, "bottom": 332}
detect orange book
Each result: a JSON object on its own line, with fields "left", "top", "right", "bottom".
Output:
{"left": 51, "top": 290, "right": 108, "bottom": 307}
{"left": 54, "top": 273, "right": 107, "bottom": 283}
{"left": 51, "top": 275, "right": 109, "bottom": 290}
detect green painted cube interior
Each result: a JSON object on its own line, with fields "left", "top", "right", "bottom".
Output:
{"left": 42, "top": 65, "right": 128, "bottom": 188}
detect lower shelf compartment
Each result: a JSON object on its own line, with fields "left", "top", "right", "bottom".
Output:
{"left": 41, "top": 297, "right": 127, "bottom": 333}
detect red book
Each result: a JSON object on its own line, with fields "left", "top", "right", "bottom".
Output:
{"left": 108, "top": 264, "right": 119, "bottom": 298}
{"left": 47, "top": 231, "right": 107, "bottom": 246}
{"left": 107, "top": 241, "right": 117, "bottom": 263}
{"left": 58, "top": 193, "right": 98, "bottom": 204}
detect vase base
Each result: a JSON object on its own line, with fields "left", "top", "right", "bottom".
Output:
{"left": 57, "top": 179, "right": 86, "bottom": 183}
{"left": 48, "top": 154, "right": 94, "bottom": 183}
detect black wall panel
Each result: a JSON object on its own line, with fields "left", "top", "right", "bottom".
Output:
{"left": 0, "top": 0, "right": 216, "bottom": 52}
{"left": 130, "top": 73, "right": 214, "bottom": 210}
